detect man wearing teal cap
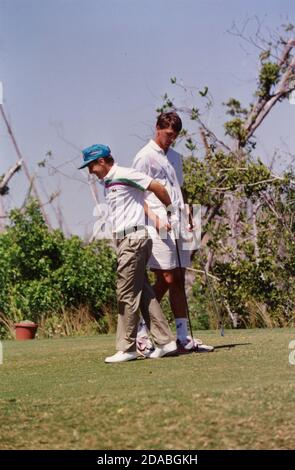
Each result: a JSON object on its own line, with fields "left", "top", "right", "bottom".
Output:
{"left": 78, "top": 144, "right": 111, "bottom": 169}
{"left": 78, "top": 144, "right": 178, "bottom": 363}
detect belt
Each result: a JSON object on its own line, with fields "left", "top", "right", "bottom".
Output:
{"left": 115, "top": 225, "right": 146, "bottom": 240}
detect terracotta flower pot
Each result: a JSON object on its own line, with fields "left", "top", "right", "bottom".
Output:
{"left": 14, "top": 322, "right": 38, "bottom": 340}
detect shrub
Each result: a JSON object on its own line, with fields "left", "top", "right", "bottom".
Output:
{"left": 0, "top": 200, "right": 117, "bottom": 338}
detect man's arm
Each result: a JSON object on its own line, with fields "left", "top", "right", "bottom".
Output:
{"left": 147, "top": 180, "right": 172, "bottom": 208}
{"left": 146, "top": 180, "right": 177, "bottom": 231}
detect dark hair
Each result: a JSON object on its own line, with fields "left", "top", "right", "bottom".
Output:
{"left": 102, "top": 156, "right": 114, "bottom": 165}
{"left": 156, "top": 112, "right": 182, "bottom": 133}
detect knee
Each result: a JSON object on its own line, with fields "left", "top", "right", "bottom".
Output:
{"left": 154, "top": 270, "right": 179, "bottom": 288}
{"left": 164, "top": 268, "right": 184, "bottom": 286}
{"left": 162, "top": 272, "right": 176, "bottom": 286}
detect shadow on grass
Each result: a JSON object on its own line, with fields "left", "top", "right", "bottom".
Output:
{"left": 213, "top": 342, "right": 252, "bottom": 350}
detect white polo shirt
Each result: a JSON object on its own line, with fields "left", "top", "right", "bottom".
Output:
{"left": 132, "top": 140, "right": 193, "bottom": 269}
{"left": 102, "top": 164, "right": 153, "bottom": 234}
{"left": 132, "top": 139, "right": 184, "bottom": 219}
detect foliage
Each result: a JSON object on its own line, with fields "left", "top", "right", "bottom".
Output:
{"left": 0, "top": 200, "right": 117, "bottom": 338}
{"left": 257, "top": 62, "right": 281, "bottom": 98}
{"left": 224, "top": 118, "right": 247, "bottom": 145}
{"left": 157, "top": 23, "right": 295, "bottom": 328}
{"left": 224, "top": 98, "right": 248, "bottom": 117}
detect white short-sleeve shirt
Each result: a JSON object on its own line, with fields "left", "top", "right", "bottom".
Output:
{"left": 132, "top": 140, "right": 193, "bottom": 270}
{"left": 102, "top": 164, "right": 152, "bottom": 234}
{"left": 133, "top": 140, "right": 184, "bottom": 219}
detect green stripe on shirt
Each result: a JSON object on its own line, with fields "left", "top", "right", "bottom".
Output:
{"left": 104, "top": 178, "right": 146, "bottom": 192}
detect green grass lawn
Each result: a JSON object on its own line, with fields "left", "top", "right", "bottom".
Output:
{"left": 0, "top": 329, "right": 295, "bottom": 450}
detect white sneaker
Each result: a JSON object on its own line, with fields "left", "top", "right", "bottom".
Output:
{"left": 148, "top": 340, "right": 177, "bottom": 359}
{"left": 177, "top": 338, "right": 214, "bottom": 354}
{"left": 187, "top": 336, "right": 203, "bottom": 346}
{"left": 104, "top": 351, "right": 138, "bottom": 363}
{"left": 196, "top": 343, "right": 214, "bottom": 353}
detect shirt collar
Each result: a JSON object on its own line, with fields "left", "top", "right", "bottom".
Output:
{"left": 103, "top": 163, "right": 118, "bottom": 182}
{"left": 148, "top": 139, "right": 166, "bottom": 156}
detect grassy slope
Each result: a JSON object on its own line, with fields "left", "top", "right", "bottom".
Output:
{"left": 0, "top": 329, "right": 295, "bottom": 450}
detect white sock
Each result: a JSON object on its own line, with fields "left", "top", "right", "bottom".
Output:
{"left": 137, "top": 318, "right": 148, "bottom": 337}
{"left": 175, "top": 318, "right": 188, "bottom": 343}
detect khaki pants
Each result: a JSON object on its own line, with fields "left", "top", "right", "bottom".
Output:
{"left": 116, "top": 230, "right": 174, "bottom": 352}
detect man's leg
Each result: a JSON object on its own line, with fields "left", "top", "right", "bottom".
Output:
{"left": 116, "top": 234, "right": 174, "bottom": 353}
{"left": 153, "top": 268, "right": 214, "bottom": 353}
{"left": 138, "top": 237, "right": 174, "bottom": 346}
{"left": 152, "top": 270, "right": 169, "bottom": 302}
{"left": 139, "top": 268, "right": 188, "bottom": 343}
{"left": 137, "top": 268, "right": 171, "bottom": 350}
{"left": 116, "top": 235, "right": 146, "bottom": 353}
{"left": 153, "top": 268, "right": 190, "bottom": 344}
{"left": 140, "top": 272, "right": 174, "bottom": 347}
{"left": 153, "top": 268, "right": 186, "bottom": 313}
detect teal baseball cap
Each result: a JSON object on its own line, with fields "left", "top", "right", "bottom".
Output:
{"left": 78, "top": 144, "right": 111, "bottom": 169}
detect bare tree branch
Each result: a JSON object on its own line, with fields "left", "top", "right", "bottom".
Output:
{"left": 0, "top": 160, "right": 22, "bottom": 194}
{"left": 245, "top": 38, "right": 295, "bottom": 139}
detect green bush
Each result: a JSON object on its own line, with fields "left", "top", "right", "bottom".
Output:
{"left": 0, "top": 200, "right": 117, "bottom": 338}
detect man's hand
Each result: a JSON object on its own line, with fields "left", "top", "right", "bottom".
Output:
{"left": 155, "top": 216, "right": 171, "bottom": 233}
{"left": 168, "top": 212, "right": 179, "bottom": 232}
{"left": 167, "top": 206, "right": 180, "bottom": 234}
{"left": 144, "top": 202, "right": 171, "bottom": 233}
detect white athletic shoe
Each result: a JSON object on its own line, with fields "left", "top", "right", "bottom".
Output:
{"left": 148, "top": 340, "right": 177, "bottom": 359}
{"left": 188, "top": 336, "right": 203, "bottom": 346}
{"left": 196, "top": 343, "right": 214, "bottom": 353}
{"left": 177, "top": 338, "right": 214, "bottom": 354}
{"left": 104, "top": 351, "right": 138, "bottom": 363}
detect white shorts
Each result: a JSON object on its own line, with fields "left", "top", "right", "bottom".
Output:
{"left": 147, "top": 226, "right": 192, "bottom": 270}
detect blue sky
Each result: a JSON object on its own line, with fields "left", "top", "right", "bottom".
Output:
{"left": 0, "top": 0, "right": 294, "bottom": 236}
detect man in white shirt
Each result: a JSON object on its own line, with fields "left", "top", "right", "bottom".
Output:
{"left": 78, "top": 143, "right": 177, "bottom": 363}
{"left": 133, "top": 112, "right": 214, "bottom": 354}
